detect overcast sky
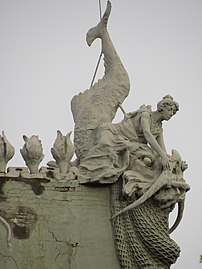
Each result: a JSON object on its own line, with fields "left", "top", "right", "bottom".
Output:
{"left": 0, "top": 0, "right": 201, "bottom": 268}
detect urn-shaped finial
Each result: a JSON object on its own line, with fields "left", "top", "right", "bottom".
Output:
{"left": 51, "top": 130, "right": 74, "bottom": 174}
{"left": 0, "top": 131, "right": 15, "bottom": 173}
{"left": 20, "top": 135, "right": 44, "bottom": 174}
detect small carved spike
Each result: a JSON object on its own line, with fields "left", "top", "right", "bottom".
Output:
{"left": 20, "top": 135, "right": 44, "bottom": 174}
{"left": 0, "top": 131, "right": 15, "bottom": 173}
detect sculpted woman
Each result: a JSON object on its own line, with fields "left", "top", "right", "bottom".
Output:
{"left": 78, "top": 95, "right": 181, "bottom": 184}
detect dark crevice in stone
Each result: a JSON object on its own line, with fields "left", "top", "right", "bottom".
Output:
{"left": 0, "top": 179, "right": 6, "bottom": 201}
{"left": 13, "top": 224, "right": 30, "bottom": 239}
{"left": 7, "top": 206, "right": 38, "bottom": 240}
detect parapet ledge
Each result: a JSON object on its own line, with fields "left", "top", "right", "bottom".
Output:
{"left": 0, "top": 166, "right": 79, "bottom": 195}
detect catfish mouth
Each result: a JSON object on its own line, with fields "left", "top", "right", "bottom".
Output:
{"left": 111, "top": 169, "right": 190, "bottom": 220}
{"left": 153, "top": 183, "right": 189, "bottom": 210}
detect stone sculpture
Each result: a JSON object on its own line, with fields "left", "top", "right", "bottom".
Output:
{"left": 0, "top": 1, "right": 190, "bottom": 268}
{"left": 51, "top": 130, "right": 74, "bottom": 175}
{"left": 0, "top": 131, "right": 15, "bottom": 173}
{"left": 71, "top": 1, "right": 190, "bottom": 268}
{"left": 20, "top": 135, "right": 44, "bottom": 174}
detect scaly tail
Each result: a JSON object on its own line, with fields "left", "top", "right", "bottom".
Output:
{"left": 86, "top": 1, "right": 111, "bottom": 46}
{"left": 86, "top": 0, "right": 129, "bottom": 78}
{"left": 71, "top": 1, "right": 130, "bottom": 161}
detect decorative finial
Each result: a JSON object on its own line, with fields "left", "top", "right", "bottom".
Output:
{"left": 0, "top": 131, "right": 15, "bottom": 173}
{"left": 20, "top": 135, "right": 44, "bottom": 174}
{"left": 51, "top": 130, "right": 74, "bottom": 175}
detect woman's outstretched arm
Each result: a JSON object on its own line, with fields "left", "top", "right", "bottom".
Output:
{"left": 140, "top": 112, "right": 170, "bottom": 170}
{"left": 156, "top": 133, "right": 167, "bottom": 153}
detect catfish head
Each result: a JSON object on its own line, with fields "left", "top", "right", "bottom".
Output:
{"left": 112, "top": 147, "right": 190, "bottom": 233}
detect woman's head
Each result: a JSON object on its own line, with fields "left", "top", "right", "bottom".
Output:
{"left": 157, "top": 95, "right": 179, "bottom": 120}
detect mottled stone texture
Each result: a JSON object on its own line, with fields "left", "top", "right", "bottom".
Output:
{"left": 0, "top": 177, "right": 119, "bottom": 269}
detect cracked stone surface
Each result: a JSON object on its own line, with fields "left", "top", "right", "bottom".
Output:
{"left": 0, "top": 179, "right": 120, "bottom": 269}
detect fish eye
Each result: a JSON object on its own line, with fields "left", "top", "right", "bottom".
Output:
{"left": 143, "top": 156, "right": 152, "bottom": 167}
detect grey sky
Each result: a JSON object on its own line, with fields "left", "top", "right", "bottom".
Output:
{"left": 0, "top": 0, "right": 201, "bottom": 268}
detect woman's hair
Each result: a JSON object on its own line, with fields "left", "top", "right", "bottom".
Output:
{"left": 157, "top": 95, "right": 179, "bottom": 113}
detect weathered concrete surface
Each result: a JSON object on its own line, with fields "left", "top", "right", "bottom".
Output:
{"left": 0, "top": 176, "right": 120, "bottom": 269}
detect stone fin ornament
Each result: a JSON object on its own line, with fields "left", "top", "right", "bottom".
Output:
{"left": 0, "top": 131, "right": 15, "bottom": 173}
{"left": 20, "top": 135, "right": 44, "bottom": 174}
{"left": 51, "top": 130, "right": 74, "bottom": 175}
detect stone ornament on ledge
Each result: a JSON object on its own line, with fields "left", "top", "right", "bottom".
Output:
{"left": 51, "top": 130, "right": 74, "bottom": 175}
{"left": 0, "top": 131, "right": 15, "bottom": 173}
{"left": 20, "top": 135, "right": 44, "bottom": 174}
{"left": 0, "top": 130, "right": 77, "bottom": 182}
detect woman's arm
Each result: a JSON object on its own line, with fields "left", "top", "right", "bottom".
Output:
{"left": 156, "top": 132, "right": 167, "bottom": 153}
{"left": 140, "top": 112, "right": 170, "bottom": 170}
